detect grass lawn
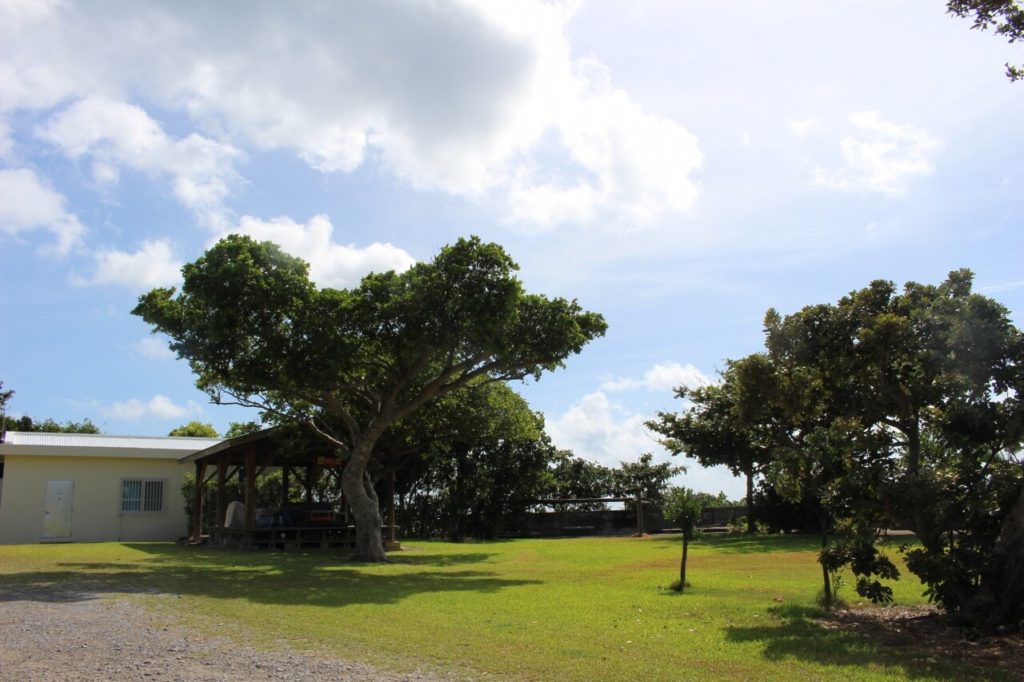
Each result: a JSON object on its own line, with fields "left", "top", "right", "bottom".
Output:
{"left": 0, "top": 534, "right": 1000, "bottom": 680}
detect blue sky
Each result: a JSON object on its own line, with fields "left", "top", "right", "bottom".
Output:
{"left": 2, "top": 0, "right": 1022, "bottom": 498}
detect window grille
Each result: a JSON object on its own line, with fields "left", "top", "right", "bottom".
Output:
{"left": 121, "top": 479, "right": 164, "bottom": 513}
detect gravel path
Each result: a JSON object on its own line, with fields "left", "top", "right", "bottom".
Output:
{"left": 0, "top": 586, "right": 449, "bottom": 682}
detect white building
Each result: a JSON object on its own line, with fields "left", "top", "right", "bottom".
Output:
{"left": 0, "top": 432, "right": 221, "bottom": 544}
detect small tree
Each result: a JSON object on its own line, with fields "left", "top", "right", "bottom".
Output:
{"left": 614, "top": 453, "right": 683, "bottom": 512}
{"left": 541, "top": 451, "right": 616, "bottom": 511}
{"left": 168, "top": 421, "right": 219, "bottom": 437}
{"left": 663, "top": 487, "right": 703, "bottom": 592}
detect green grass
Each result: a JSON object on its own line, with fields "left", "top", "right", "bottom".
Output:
{"left": 0, "top": 534, "right": 992, "bottom": 680}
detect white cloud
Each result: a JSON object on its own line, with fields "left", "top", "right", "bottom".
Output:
{"left": 36, "top": 96, "right": 240, "bottom": 228}
{"left": 546, "top": 391, "right": 661, "bottom": 468}
{"left": 80, "top": 239, "right": 182, "bottom": 289}
{"left": 813, "top": 111, "right": 939, "bottom": 196}
{"left": 547, "top": 389, "right": 747, "bottom": 498}
{"left": 133, "top": 336, "right": 176, "bottom": 360}
{"left": 786, "top": 116, "right": 821, "bottom": 137}
{"left": 601, "top": 362, "right": 711, "bottom": 393}
{"left": 2, "top": 1, "right": 700, "bottom": 230}
{"left": 507, "top": 57, "right": 702, "bottom": 228}
{"left": 0, "top": 118, "right": 12, "bottom": 158}
{"left": 0, "top": 167, "right": 84, "bottom": 254}
{"left": 100, "top": 394, "right": 200, "bottom": 420}
{"left": 225, "top": 214, "right": 416, "bottom": 288}
{"left": 981, "top": 278, "right": 1024, "bottom": 294}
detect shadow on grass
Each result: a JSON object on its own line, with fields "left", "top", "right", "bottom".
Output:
{"left": 723, "top": 604, "right": 1005, "bottom": 681}
{"left": 0, "top": 544, "right": 538, "bottom": 608}
{"left": 646, "top": 533, "right": 822, "bottom": 554}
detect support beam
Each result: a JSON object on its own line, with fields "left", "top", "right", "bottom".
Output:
{"left": 244, "top": 451, "right": 256, "bottom": 532}
{"left": 305, "top": 464, "right": 315, "bottom": 504}
{"left": 281, "top": 466, "right": 290, "bottom": 509}
{"left": 216, "top": 454, "right": 227, "bottom": 528}
{"left": 192, "top": 461, "right": 207, "bottom": 541}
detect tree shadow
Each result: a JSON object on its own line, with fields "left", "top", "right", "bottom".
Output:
{"left": 646, "top": 533, "right": 821, "bottom": 554}
{"left": 723, "top": 604, "right": 1011, "bottom": 681}
{"left": 0, "top": 545, "right": 538, "bottom": 608}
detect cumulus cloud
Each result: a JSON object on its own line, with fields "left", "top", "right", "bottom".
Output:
{"left": 547, "top": 389, "right": 748, "bottom": 497}
{"left": 546, "top": 391, "right": 662, "bottom": 468}
{"left": 0, "top": 168, "right": 84, "bottom": 254}
{"left": 2, "top": 0, "right": 701, "bottom": 229}
{"left": 786, "top": 116, "right": 821, "bottom": 137}
{"left": 36, "top": 96, "right": 240, "bottom": 227}
{"left": 513, "top": 58, "right": 701, "bottom": 228}
{"left": 224, "top": 214, "right": 417, "bottom": 288}
{"left": 133, "top": 336, "right": 176, "bottom": 360}
{"left": 813, "top": 111, "right": 939, "bottom": 196}
{"left": 79, "top": 239, "right": 182, "bottom": 289}
{"left": 601, "top": 362, "right": 711, "bottom": 393}
{"left": 99, "top": 394, "right": 200, "bottom": 420}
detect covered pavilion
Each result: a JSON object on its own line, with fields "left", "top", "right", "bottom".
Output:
{"left": 180, "top": 427, "right": 397, "bottom": 550}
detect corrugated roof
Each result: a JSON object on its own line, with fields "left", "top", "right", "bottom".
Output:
{"left": 0, "top": 431, "right": 222, "bottom": 459}
{"left": 2, "top": 432, "right": 221, "bottom": 450}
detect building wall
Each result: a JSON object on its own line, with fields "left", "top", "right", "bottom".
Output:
{"left": 0, "top": 455, "right": 190, "bottom": 544}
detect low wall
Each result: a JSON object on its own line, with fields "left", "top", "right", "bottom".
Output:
{"left": 700, "top": 505, "right": 747, "bottom": 527}
{"left": 506, "top": 508, "right": 666, "bottom": 537}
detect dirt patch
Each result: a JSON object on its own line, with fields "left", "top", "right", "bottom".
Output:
{"left": 0, "top": 585, "right": 451, "bottom": 681}
{"left": 814, "top": 604, "right": 1024, "bottom": 679}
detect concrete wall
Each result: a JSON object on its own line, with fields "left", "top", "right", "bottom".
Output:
{"left": 0, "top": 455, "right": 190, "bottom": 544}
{"left": 510, "top": 508, "right": 667, "bottom": 536}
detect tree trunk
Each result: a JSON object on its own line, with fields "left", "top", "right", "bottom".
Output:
{"left": 745, "top": 468, "right": 755, "bottom": 534}
{"left": 963, "top": 479, "right": 1024, "bottom": 627}
{"left": 342, "top": 444, "right": 387, "bottom": 562}
{"left": 820, "top": 514, "right": 833, "bottom": 607}
{"left": 678, "top": 534, "right": 689, "bottom": 593}
{"left": 904, "top": 416, "right": 942, "bottom": 554}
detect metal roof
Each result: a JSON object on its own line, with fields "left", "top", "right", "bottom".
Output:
{"left": 0, "top": 431, "right": 223, "bottom": 460}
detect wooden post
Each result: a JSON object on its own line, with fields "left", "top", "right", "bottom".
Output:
{"left": 305, "top": 464, "right": 315, "bottom": 504}
{"left": 216, "top": 454, "right": 227, "bottom": 528}
{"left": 244, "top": 451, "right": 256, "bottom": 532}
{"left": 281, "top": 465, "right": 289, "bottom": 509}
{"left": 636, "top": 491, "right": 645, "bottom": 536}
{"left": 193, "top": 461, "right": 206, "bottom": 541}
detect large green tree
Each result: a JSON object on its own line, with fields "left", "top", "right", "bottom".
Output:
{"left": 648, "top": 355, "right": 778, "bottom": 533}
{"left": 134, "top": 234, "right": 606, "bottom": 561}
{"left": 397, "top": 382, "right": 554, "bottom": 540}
{"left": 947, "top": 0, "right": 1024, "bottom": 80}
{"left": 764, "top": 270, "right": 1024, "bottom": 623}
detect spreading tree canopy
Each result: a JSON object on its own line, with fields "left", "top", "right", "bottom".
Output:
{"left": 947, "top": 0, "right": 1024, "bottom": 80}
{"left": 134, "top": 234, "right": 606, "bottom": 561}
{"left": 764, "top": 270, "right": 1024, "bottom": 623}
{"left": 648, "top": 354, "right": 779, "bottom": 533}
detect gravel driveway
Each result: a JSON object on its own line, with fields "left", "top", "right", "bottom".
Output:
{"left": 0, "top": 585, "right": 447, "bottom": 682}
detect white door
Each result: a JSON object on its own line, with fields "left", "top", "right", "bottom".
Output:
{"left": 43, "top": 480, "right": 73, "bottom": 539}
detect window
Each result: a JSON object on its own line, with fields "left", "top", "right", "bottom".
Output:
{"left": 121, "top": 479, "right": 164, "bottom": 513}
